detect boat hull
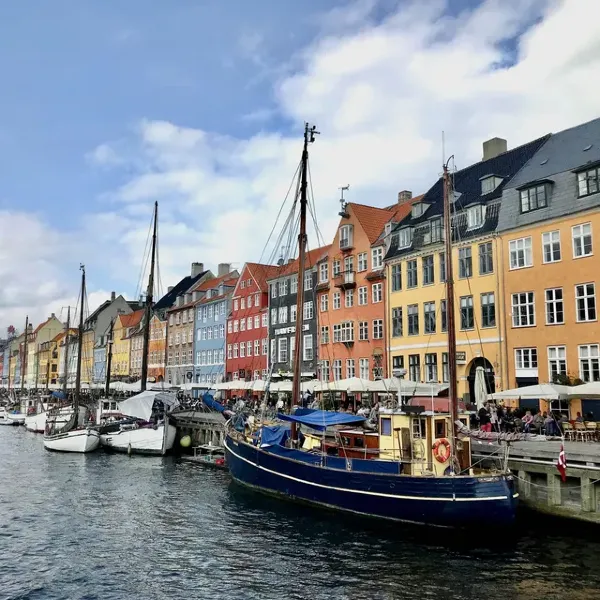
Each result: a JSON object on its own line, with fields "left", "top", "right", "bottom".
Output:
{"left": 6, "top": 412, "right": 25, "bottom": 425}
{"left": 43, "top": 429, "right": 100, "bottom": 453}
{"left": 25, "top": 408, "right": 71, "bottom": 433}
{"left": 99, "top": 423, "right": 177, "bottom": 456}
{"left": 224, "top": 434, "right": 517, "bottom": 529}
{"left": 0, "top": 417, "right": 19, "bottom": 426}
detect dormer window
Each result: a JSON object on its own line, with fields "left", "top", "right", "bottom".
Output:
{"left": 339, "top": 224, "right": 353, "bottom": 249}
{"left": 398, "top": 227, "right": 413, "bottom": 248}
{"left": 480, "top": 175, "right": 502, "bottom": 194}
{"left": 384, "top": 222, "right": 392, "bottom": 236}
{"left": 411, "top": 203, "right": 425, "bottom": 218}
{"left": 520, "top": 184, "right": 548, "bottom": 213}
{"left": 577, "top": 166, "right": 599, "bottom": 198}
{"left": 467, "top": 205, "right": 486, "bottom": 230}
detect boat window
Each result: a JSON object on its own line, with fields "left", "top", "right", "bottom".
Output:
{"left": 435, "top": 420, "right": 447, "bottom": 439}
{"left": 412, "top": 418, "right": 426, "bottom": 438}
{"left": 354, "top": 437, "right": 364, "bottom": 448}
{"left": 380, "top": 417, "right": 392, "bottom": 436}
{"left": 110, "top": 402, "right": 117, "bottom": 410}
{"left": 341, "top": 436, "right": 351, "bottom": 446}
{"left": 103, "top": 402, "right": 109, "bottom": 410}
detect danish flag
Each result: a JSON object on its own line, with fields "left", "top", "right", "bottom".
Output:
{"left": 557, "top": 444, "right": 567, "bottom": 482}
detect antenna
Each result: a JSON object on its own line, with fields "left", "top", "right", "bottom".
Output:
{"left": 339, "top": 184, "right": 350, "bottom": 214}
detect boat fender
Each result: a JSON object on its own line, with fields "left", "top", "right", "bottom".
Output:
{"left": 432, "top": 438, "right": 451, "bottom": 463}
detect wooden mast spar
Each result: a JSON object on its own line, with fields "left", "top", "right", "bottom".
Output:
{"left": 73, "top": 265, "right": 86, "bottom": 417}
{"left": 141, "top": 201, "right": 158, "bottom": 393}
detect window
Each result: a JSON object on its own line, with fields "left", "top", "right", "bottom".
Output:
{"left": 390, "top": 264, "right": 401, "bottom": 291}
{"left": 290, "top": 304, "right": 297, "bottom": 323}
{"left": 262, "top": 338, "right": 268, "bottom": 355}
{"left": 358, "top": 286, "right": 368, "bottom": 305}
{"left": 277, "top": 338, "right": 288, "bottom": 363}
{"left": 169, "top": 314, "right": 173, "bottom": 326}
{"left": 320, "top": 326, "right": 329, "bottom": 344}
{"left": 333, "top": 359, "right": 342, "bottom": 380}
{"left": 278, "top": 306, "right": 287, "bottom": 324}
{"left": 509, "top": 237, "right": 533, "bottom": 269}
{"left": 545, "top": 288, "right": 564, "bottom": 325}
{"left": 439, "top": 252, "right": 446, "bottom": 283}
{"left": 392, "top": 307, "right": 403, "bottom": 337}
{"left": 339, "top": 224, "right": 353, "bottom": 249}
{"left": 357, "top": 252, "right": 367, "bottom": 272}
{"left": 182, "top": 310, "right": 187, "bottom": 324}
{"left": 270, "top": 339, "right": 277, "bottom": 362}
{"left": 481, "top": 176, "right": 501, "bottom": 194}
{"left": 207, "top": 327, "right": 213, "bottom": 340}
{"left": 408, "top": 354, "right": 420, "bottom": 381}
{"left": 373, "top": 319, "right": 383, "bottom": 339}
{"left": 441, "top": 300, "right": 447, "bottom": 332}
{"left": 240, "top": 343, "right": 245, "bottom": 358}
{"left": 572, "top": 223, "right": 593, "bottom": 257}
{"left": 520, "top": 185, "right": 547, "bottom": 213}
{"left": 408, "top": 304, "right": 419, "bottom": 335}
{"left": 279, "top": 279, "right": 288, "bottom": 296}
{"left": 303, "top": 335, "right": 314, "bottom": 361}
{"left": 542, "top": 231, "right": 561, "bottom": 263}
{"left": 425, "top": 353, "right": 438, "bottom": 382}
{"left": 467, "top": 205, "right": 485, "bottom": 229}
{"left": 233, "top": 299, "right": 239, "bottom": 311}
{"left": 579, "top": 345, "right": 600, "bottom": 382}
{"left": 346, "top": 359, "right": 355, "bottom": 379}
{"left": 320, "top": 294, "right": 329, "bottom": 312}
{"left": 576, "top": 283, "right": 596, "bottom": 322}
{"left": 398, "top": 228, "right": 413, "bottom": 248}
{"left": 372, "top": 283, "right": 382, "bottom": 303}
{"left": 319, "top": 262, "right": 329, "bottom": 282}
{"left": 458, "top": 247, "right": 472, "bottom": 278}
{"left": 332, "top": 260, "right": 341, "bottom": 277}
{"left": 255, "top": 293, "right": 260, "bottom": 307}
{"left": 359, "top": 358, "right": 369, "bottom": 380}
{"left": 319, "top": 360, "right": 330, "bottom": 381}
{"left": 333, "top": 322, "right": 354, "bottom": 343}
{"left": 372, "top": 247, "right": 384, "bottom": 269}
{"left": 424, "top": 302, "right": 436, "bottom": 334}
{"left": 479, "top": 242, "right": 493, "bottom": 275}
{"left": 577, "top": 167, "right": 599, "bottom": 197}
{"left": 270, "top": 309, "right": 277, "bottom": 325}
{"left": 247, "top": 318, "right": 252, "bottom": 330}
{"left": 515, "top": 348, "right": 538, "bottom": 370}
{"left": 262, "top": 313, "right": 268, "bottom": 328}
{"left": 548, "top": 346, "right": 567, "bottom": 380}
{"left": 460, "top": 296, "right": 474, "bottom": 330}
{"left": 254, "top": 316, "right": 259, "bottom": 329}
{"left": 303, "top": 301, "right": 314, "bottom": 320}
{"left": 227, "top": 321, "right": 232, "bottom": 334}
{"left": 344, "top": 289, "right": 354, "bottom": 308}
{"left": 254, "top": 340, "right": 260, "bottom": 356}
{"left": 241, "top": 298, "right": 245, "bottom": 310}
{"left": 442, "top": 353, "right": 449, "bottom": 383}
{"left": 233, "top": 343, "right": 238, "bottom": 358}
{"left": 359, "top": 321, "right": 368, "bottom": 341}
{"left": 407, "top": 260, "right": 417, "bottom": 288}
{"left": 431, "top": 218, "right": 443, "bottom": 243}
{"left": 481, "top": 292, "right": 496, "bottom": 328}
{"left": 290, "top": 277, "right": 298, "bottom": 294}
{"left": 240, "top": 318, "right": 246, "bottom": 331}
{"left": 333, "top": 292, "right": 341, "bottom": 310}
{"left": 422, "top": 255, "right": 434, "bottom": 285}
{"left": 304, "top": 271, "right": 313, "bottom": 290}
{"left": 512, "top": 292, "right": 535, "bottom": 327}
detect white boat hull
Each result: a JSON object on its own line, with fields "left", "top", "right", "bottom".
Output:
{"left": 6, "top": 412, "right": 25, "bottom": 425}
{"left": 0, "top": 417, "right": 19, "bottom": 426}
{"left": 100, "top": 423, "right": 177, "bottom": 455}
{"left": 43, "top": 428, "right": 100, "bottom": 453}
{"left": 25, "top": 408, "right": 71, "bottom": 433}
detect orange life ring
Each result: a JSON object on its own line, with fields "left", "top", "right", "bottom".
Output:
{"left": 432, "top": 438, "right": 451, "bottom": 463}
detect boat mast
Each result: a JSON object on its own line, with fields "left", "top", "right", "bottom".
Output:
{"left": 141, "top": 201, "right": 158, "bottom": 392}
{"left": 105, "top": 317, "right": 115, "bottom": 398}
{"left": 62, "top": 307, "right": 71, "bottom": 398}
{"left": 20, "top": 315, "right": 28, "bottom": 393}
{"left": 442, "top": 160, "right": 459, "bottom": 462}
{"left": 74, "top": 265, "right": 86, "bottom": 411}
{"left": 291, "top": 124, "right": 318, "bottom": 423}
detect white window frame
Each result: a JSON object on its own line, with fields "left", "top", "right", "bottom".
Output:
{"left": 303, "top": 334, "right": 313, "bottom": 361}
{"left": 372, "top": 283, "right": 383, "bottom": 303}
{"left": 542, "top": 230, "right": 561, "bottom": 264}
{"left": 371, "top": 246, "right": 384, "bottom": 270}
{"left": 332, "top": 292, "right": 341, "bottom": 310}
{"left": 358, "top": 286, "right": 368, "bottom": 306}
{"left": 575, "top": 283, "right": 597, "bottom": 323}
{"left": 320, "top": 294, "right": 329, "bottom": 312}
{"left": 509, "top": 237, "right": 533, "bottom": 270}
{"left": 548, "top": 346, "right": 567, "bottom": 381}
{"left": 357, "top": 252, "right": 368, "bottom": 272}
{"left": 579, "top": 344, "right": 600, "bottom": 382}
{"left": 511, "top": 292, "right": 535, "bottom": 327}
{"left": 545, "top": 288, "right": 564, "bottom": 325}
{"left": 515, "top": 348, "right": 538, "bottom": 370}
{"left": 572, "top": 223, "right": 593, "bottom": 258}
{"left": 319, "top": 262, "right": 329, "bottom": 283}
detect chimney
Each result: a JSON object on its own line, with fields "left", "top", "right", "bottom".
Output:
{"left": 168, "top": 286, "right": 174, "bottom": 293}
{"left": 110, "top": 291, "right": 116, "bottom": 301}
{"left": 482, "top": 137, "right": 507, "bottom": 161}
{"left": 217, "top": 263, "right": 230, "bottom": 277}
{"left": 191, "top": 262, "right": 204, "bottom": 278}
{"left": 398, "top": 190, "right": 412, "bottom": 204}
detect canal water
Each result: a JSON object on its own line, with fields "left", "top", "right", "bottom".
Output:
{"left": 2, "top": 428, "right": 600, "bottom": 600}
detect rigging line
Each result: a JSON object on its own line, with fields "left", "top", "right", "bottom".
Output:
{"left": 135, "top": 210, "right": 155, "bottom": 300}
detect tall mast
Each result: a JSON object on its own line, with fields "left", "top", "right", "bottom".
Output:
{"left": 141, "top": 201, "right": 158, "bottom": 392}
{"left": 291, "top": 124, "right": 319, "bottom": 418}
{"left": 74, "top": 264, "right": 86, "bottom": 410}
{"left": 62, "top": 307, "right": 71, "bottom": 397}
{"left": 442, "top": 161, "right": 459, "bottom": 459}
{"left": 20, "top": 315, "right": 28, "bottom": 392}
{"left": 105, "top": 317, "right": 115, "bottom": 398}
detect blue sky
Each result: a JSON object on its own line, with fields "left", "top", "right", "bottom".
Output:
{"left": 1, "top": 0, "right": 599, "bottom": 331}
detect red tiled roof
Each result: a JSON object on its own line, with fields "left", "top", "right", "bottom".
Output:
{"left": 195, "top": 270, "right": 239, "bottom": 292}
{"left": 245, "top": 262, "right": 282, "bottom": 292}
{"left": 119, "top": 309, "right": 144, "bottom": 329}
{"left": 267, "top": 244, "right": 332, "bottom": 279}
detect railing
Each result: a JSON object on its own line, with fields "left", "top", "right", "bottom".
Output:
{"left": 333, "top": 270, "right": 355, "bottom": 286}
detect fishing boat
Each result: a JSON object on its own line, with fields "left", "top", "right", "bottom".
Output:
{"left": 0, "top": 405, "right": 23, "bottom": 426}
{"left": 43, "top": 266, "right": 100, "bottom": 453}
{"left": 224, "top": 124, "right": 519, "bottom": 528}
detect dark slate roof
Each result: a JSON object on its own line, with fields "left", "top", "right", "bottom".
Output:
{"left": 386, "top": 134, "right": 550, "bottom": 260}
{"left": 154, "top": 271, "right": 209, "bottom": 312}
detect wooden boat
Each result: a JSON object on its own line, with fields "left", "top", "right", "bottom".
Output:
{"left": 184, "top": 443, "right": 227, "bottom": 469}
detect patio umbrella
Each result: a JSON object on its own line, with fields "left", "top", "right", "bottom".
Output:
{"left": 474, "top": 366, "right": 487, "bottom": 409}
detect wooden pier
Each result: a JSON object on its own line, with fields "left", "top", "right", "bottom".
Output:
{"left": 172, "top": 410, "right": 225, "bottom": 447}
{"left": 473, "top": 439, "right": 600, "bottom": 523}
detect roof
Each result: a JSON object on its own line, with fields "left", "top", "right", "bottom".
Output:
{"left": 195, "top": 271, "right": 239, "bottom": 293}
{"left": 267, "top": 245, "right": 332, "bottom": 281}
{"left": 154, "top": 270, "right": 210, "bottom": 312}
{"left": 350, "top": 203, "right": 398, "bottom": 244}
{"left": 119, "top": 309, "right": 144, "bottom": 329}
{"left": 243, "top": 262, "right": 281, "bottom": 293}
{"left": 386, "top": 134, "right": 550, "bottom": 260}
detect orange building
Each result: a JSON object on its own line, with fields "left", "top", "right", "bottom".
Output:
{"left": 148, "top": 314, "right": 167, "bottom": 383}
{"left": 315, "top": 194, "right": 416, "bottom": 383}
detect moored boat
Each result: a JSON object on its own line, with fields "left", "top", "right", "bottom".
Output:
{"left": 43, "top": 423, "right": 100, "bottom": 453}
{"left": 0, "top": 406, "right": 22, "bottom": 426}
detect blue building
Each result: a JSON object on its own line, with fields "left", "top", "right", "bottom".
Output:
{"left": 193, "top": 267, "right": 238, "bottom": 387}
{"left": 94, "top": 344, "right": 106, "bottom": 385}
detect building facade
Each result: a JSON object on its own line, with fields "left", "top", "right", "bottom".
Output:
{"left": 496, "top": 118, "right": 600, "bottom": 416}
{"left": 226, "top": 263, "right": 277, "bottom": 382}
{"left": 110, "top": 310, "right": 144, "bottom": 381}
{"left": 193, "top": 268, "right": 238, "bottom": 386}
{"left": 267, "top": 247, "right": 330, "bottom": 378}
{"left": 148, "top": 314, "right": 167, "bottom": 383}
{"left": 385, "top": 135, "right": 549, "bottom": 401}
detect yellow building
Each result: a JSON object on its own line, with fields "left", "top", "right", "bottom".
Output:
{"left": 110, "top": 310, "right": 144, "bottom": 380}
{"left": 385, "top": 135, "right": 549, "bottom": 402}
{"left": 81, "top": 330, "right": 95, "bottom": 385}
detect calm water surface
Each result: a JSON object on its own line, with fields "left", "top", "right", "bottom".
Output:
{"left": 1, "top": 427, "right": 600, "bottom": 600}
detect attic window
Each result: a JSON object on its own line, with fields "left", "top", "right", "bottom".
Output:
{"left": 520, "top": 184, "right": 548, "bottom": 213}
{"left": 481, "top": 175, "right": 502, "bottom": 194}
{"left": 384, "top": 222, "right": 392, "bottom": 236}
{"left": 411, "top": 203, "right": 425, "bottom": 218}
{"left": 398, "top": 228, "right": 413, "bottom": 248}
{"left": 466, "top": 205, "right": 486, "bottom": 230}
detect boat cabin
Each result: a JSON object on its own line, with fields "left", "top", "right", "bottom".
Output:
{"left": 322, "top": 428, "right": 379, "bottom": 459}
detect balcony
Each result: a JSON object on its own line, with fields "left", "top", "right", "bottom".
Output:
{"left": 339, "top": 238, "right": 354, "bottom": 252}
{"left": 333, "top": 270, "right": 356, "bottom": 290}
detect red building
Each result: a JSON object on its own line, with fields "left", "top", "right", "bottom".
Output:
{"left": 226, "top": 262, "right": 279, "bottom": 382}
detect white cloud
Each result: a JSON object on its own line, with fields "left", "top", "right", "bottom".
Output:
{"left": 4, "top": 0, "right": 600, "bottom": 333}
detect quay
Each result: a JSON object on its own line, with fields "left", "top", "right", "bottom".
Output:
{"left": 172, "top": 409, "right": 225, "bottom": 447}
{"left": 473, "top": 440, "right": 600, "bottom": 524}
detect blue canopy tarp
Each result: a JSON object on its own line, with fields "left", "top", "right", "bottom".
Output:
{"left": 277, "top": 408, "right": 365, "bottom": 431}
{"left": 257, "top": 424, "right": 292, "bottom": 448}
{"left": 202, "top": 392, "right": 226, "bottom": 413}
{"left": 51, "top": 391, "right": 66, "bottom": 400}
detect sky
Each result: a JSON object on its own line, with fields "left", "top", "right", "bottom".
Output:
{"left": 1, "top": 0, "right": 599, "bottom": 333}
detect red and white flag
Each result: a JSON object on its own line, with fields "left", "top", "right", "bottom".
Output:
{"left": 557, "top": 444, "right": 567, "bottom": 482}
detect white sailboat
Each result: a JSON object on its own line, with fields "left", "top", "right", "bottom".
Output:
{"left": 0, "top": 405, "right": 23, "bottom": 426}
{"left": 43, "top": 266, "right": 100, "bottom": 453}
{"left": 25, "top": 403, "right": 71, "bottom": 433}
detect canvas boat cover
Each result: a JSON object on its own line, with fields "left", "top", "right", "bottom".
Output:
{"left": 117, "top": 391, "right": 179, "bottom": 421}
{"left": 278, "top": 408, "right": 365, "bottom": 431}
